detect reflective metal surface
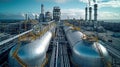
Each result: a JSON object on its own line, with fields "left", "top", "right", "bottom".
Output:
{"left": 64, "top": 26, "right": 111, "bottom": 67}
{"left": 8, "top": 31, "right": 52, "bottom": 67}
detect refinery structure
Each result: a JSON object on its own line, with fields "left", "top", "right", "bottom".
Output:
{"left": 0, "top": 2, "right": 120, "bottom": 67}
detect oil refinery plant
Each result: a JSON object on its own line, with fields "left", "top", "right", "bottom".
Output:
{"left": 0, "top": 3, "right": 120, "bottom": 67}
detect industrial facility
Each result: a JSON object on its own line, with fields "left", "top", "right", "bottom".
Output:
{"left": 0, "top": 2, "right": 120, "bottom": 67}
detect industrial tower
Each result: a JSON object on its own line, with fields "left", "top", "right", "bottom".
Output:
{"left": 53, "top": 6, "right": 61, "bottom": 21}
{"left": 85, "top": 7, "right": 88, "bottom": 21}
{"left": 39, "top": 4, "right": 45, "bottom": 22}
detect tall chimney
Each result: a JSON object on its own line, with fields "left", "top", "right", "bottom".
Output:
{"left": 89, "top": 7, "right": 92, "bottom": 21}
{"left": 39, "top": 4, "right": 45, "bottom": 22}
{"left": 94, "top": 4, "right": 97, "bottom": 21}
{"left": 35, "top": 15, "right": 37, "bottom": 20}
{"left": 41, "top": 4, "right": 44, "bottom": 14}
{"left": 85, "top": 7, "right": 88, "bottom": 21}
{"left": 25, "top": 14, "right": 28, "bottom": 20}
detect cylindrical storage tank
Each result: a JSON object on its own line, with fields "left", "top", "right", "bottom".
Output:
{"left": 8, "top": 31, "right": 52, "bottom": 67}
{"left": 64, "top": 26, "right": 111, "bottom": 67}
{"left": 63, "top": 26, "right": 73, "bottom": 32}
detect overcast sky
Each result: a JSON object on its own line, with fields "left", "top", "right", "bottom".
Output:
{"left": 0, "top": 0, "right": 120, "bottom": 20}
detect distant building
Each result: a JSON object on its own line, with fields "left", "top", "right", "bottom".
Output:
{"left": 0, "top": 33, "right": 11, "bottom": 41}
{"left": 53, "top": 6, "right": 61, "bottom": 21}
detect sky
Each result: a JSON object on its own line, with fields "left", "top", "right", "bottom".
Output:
{"left": 0, "top": 0, "right": 120, "bottom": 20}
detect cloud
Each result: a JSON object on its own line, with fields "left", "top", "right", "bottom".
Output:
{"left": 79, "top": 0, "right": 120, "bottom": 8}
{"left": 35, "top": 0, "right": 51, "bottom": 2}
{"left": 0, "top": 13, "right": 41, "bottom": 19}
{"left": 61, "top": 8, "right": 85, "bottom": 19}
{"left": 79, "top": 0, "right": 88, "bottom": 3}
{"left": 32, "top": 13, "right": 36, "bottom": 17}
{"left": 0, "top": 13, "right": 24, "bottom": 19}
{"left": 60, "top": 8, "right": 120, "bottom": 20}
{"left": 98, "top": 0, "right": 120, "bottom": 8}
{"left": 21, "top": 13, "right": 25, "bottom": 17}
{"left": 32, "top": 13, "right": 39, "bottom": 18}
{"left": 98, "top": 11, "right": 120, "bottom": 20}
{"left": 35, "top": 0, "right": 68, "bottom": 3}
{"left": 54, "top": 0, "right": 67, "bottom": 3}
{"left": 79, "top": 0, "right": 95, "bottom": 6}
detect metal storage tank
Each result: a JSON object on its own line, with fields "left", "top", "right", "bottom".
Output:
{"left": 8, "top": 31, "right": 52, "bottom": 67}
{"left": 64, "top": 26, "right": 111, "bottom": 67}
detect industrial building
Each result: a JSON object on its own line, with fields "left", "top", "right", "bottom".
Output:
{"left": 0, "top": 3, "right": 120, "bottom": 67}
{"left": 45, "top": 11, "right": 52, "bottom": 22}
{"left": 53, "top": 6, "right": 61, "bottom": 21}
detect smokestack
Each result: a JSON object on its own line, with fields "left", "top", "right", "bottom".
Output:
{"left": 35, "top": 15, "right": 37, "bottom": 20}
{"left": 94, "top": 4, "right": 97, "bottom": 21}
{"left": 25, "top": 14, "right": 28, "bottom": 20}
{"left": 39, "top": 4, "right": 45, "bottom": 22}
{"left": 89, "top": 7, "right": 92, "bottom": 21}
{"left": 41, "top": 4, "right": 44, "bottom": 14}
{"left": 85, "top": 7, "right": 88, "bottom": 21}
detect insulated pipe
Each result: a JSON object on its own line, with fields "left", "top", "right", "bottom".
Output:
{"left": 0, "top": 29, "right": 33, "bottom": 46}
